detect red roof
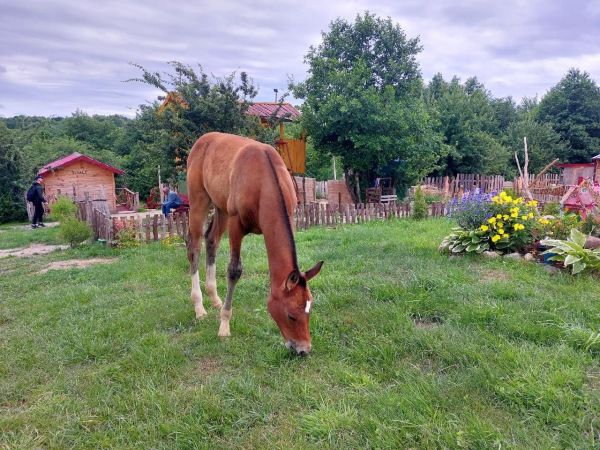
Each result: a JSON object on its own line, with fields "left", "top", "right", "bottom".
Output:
{"left": 38, "top": 152, "right": 124, "bottom": 176}
{"left": 246, "top": 102, "right": 300, "bottom": 121}
{"left": 556, "top": 163, "right": 594, "bottom": 168}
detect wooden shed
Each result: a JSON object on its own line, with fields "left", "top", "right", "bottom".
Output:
{"left": 38, "top": 152, "right": 124, "bottom": 213}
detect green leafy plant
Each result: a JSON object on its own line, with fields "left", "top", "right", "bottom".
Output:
{"left": 60, "top": 218, "right": 92, "bottom": 248}
{"left": 115, "top": 225, "right": 140, "bottom": 248}
{"left": 412, "top": 185, "right": 428, "bottom": 220}
{"left": 542, "top": 201, "right": 561, "bottom": 216}
{"left": 439, "top": 228, "right": 490, "bottom": 254}
{"left": 541, "top": 229, "right": 600, "bottom": 274}
{"left": 49, "top": 196, "right": 78, "bottom": 222}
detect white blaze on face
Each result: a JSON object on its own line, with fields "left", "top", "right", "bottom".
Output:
{"left": 305, "top": 300, "right": 312, "bottom": 314}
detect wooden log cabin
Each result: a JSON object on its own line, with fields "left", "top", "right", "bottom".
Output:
{"left": 38, "top": 152, "right": 125, "bottom": 213}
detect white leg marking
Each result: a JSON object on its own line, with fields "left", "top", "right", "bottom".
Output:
{"left": 191, "top": 271, "right": 207, "bottom": 318}
{"left": 206, "top": 263, "right": 222, "bottom": 309}
{"left": 218, "top": 308, "right": 232, "bottom": 337}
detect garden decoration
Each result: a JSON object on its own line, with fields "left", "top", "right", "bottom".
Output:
{"left": 186, "top": 132, "right": 323, "bottom": 356}
{"left": 560, "top": 178, "right": 599, "bottom": 219}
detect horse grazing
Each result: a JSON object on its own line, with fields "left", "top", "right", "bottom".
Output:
{"left": 186, "top": 132, "right": 323, "bottom": 355}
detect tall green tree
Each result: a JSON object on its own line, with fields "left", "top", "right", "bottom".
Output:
{"left": 128, "top": 62, "right": 265, "bottom": 173}
{"left": 537, "top": 68, "right": 600, "bottom": 162}
{"left": 292, "top": 12, "right": 446, "bottom": 196}
{"left": 0, "top": 123, "right": 27, "bottom": 223}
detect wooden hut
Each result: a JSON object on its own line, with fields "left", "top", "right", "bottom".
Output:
{"left": 38, "top": 152, "right": 125, "bottom": 213}
{"left": 246, "top": 102, "right": 306, "bottom": 174}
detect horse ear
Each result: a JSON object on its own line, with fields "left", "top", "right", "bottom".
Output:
{"left": 304, "top": 261, "right": 324, "bottom": 281}
{"left": 284, "top": 270, "right": 300, "bottom": 292}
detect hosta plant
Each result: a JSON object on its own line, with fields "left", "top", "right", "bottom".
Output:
{"left": 541, "top": 229, "right": 600, "bottom": 274}
{"left": 439, "top": 228, "right": 490, "bottom": 254}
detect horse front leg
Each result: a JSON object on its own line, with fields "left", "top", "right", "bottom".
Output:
{"left": 218, "top": 219, "right": 244, "bottom": 337}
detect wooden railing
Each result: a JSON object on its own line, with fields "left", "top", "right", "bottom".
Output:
{"left": 115, "top": 188, "right": 139, "bottom": 212}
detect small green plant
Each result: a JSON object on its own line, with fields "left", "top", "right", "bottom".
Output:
{"left": 412, "top": 185, "right": 428, "bottom": 220}
{"left": 542, "top": 229, "right": 600, "bottom": 274}
{"left": 49, "top": 196, "right": 78, "bottom": 222}
{"left": 439, "top": 228, "right": 490, "bottom": 254}
{"left": 59, "top": 218, "right": 92, "bottom": 248}
{"left": 542, "top": 201, "right": 561, "bottom": 216}
{"left": 161, "top": 234, "right": 185, "bottom": 248}
{"left": 115, "top": 225, "right": 140, "bottom": 248}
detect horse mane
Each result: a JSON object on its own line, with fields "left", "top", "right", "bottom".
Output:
{"left": 263, "top": 149, "right": 300, "bottom": 272}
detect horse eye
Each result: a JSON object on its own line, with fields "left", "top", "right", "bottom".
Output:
{"left": 287, "top": 314, "right": 297, "bottom": 322}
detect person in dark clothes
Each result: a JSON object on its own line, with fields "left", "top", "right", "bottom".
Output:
{"left": 161, "top": 184, "right": 182, "bottom": 216}
{"left": 29, "top": 175, "right": 48, "bottom": 228}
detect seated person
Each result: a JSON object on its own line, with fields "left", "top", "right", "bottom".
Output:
{"left": 161, "top": 184, "right": 182, "bottom": 216}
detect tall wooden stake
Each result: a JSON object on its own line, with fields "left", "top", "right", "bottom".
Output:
{"left": 158, "top": 165, "right": 164, "bottom": 204}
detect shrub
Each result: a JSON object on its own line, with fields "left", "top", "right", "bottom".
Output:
{"left": 546, "top": 214, "right": 580, "bottom": 240}
{"left": 49, "top": 196, "right": 78, "bottom": 222}
{"left": 439, "top": 228, "right": 489, "bottom": 254}
{"left": 447, "top": 191, "right": 494, "bottom": 230}
{"left": 579, "top": 213, "right": 600, "bottom": 236}
{"left": 412, "top": 185, "right": 428, "bottom": 220}
{"left": 60, "top": 218, "right": 92, "bottom": 248}
{"left": 542, "top": 229, "right": 600, "bottom": 274}
{"left": 115, "top": 221, "right": 140, "bottom": 248}
{"left": 542, "top": 201, "right": 561, "bottom": 216}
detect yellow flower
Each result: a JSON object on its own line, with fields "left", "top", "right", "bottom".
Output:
{"left": 480, "top": 225, "right": 489, "bottom": 232}
{"left": 498, "top": 221, "right": 504, "bottom": 228}
{"left": 496, "top": 214, "right": 502, "bottom": 219}
{"left": 498, "top": 228, "right": 505, "bottom": 235}
{"left": 492, "top": 235, "right": 501, "bottom": 243}
{"left": 488, "top": 217, "right": 496, "bottom": 224}
{"left": 503, "top": 233, "right": 509, "bottom": 239}
{"left": 511, "top": 212, "right": 518, "bottom": 218}
{"left": 500, "top": 191, "right": 507, "bottom": 198}
{"left": 528, "top": 212, "right": 534, "bottom": 219}
{"left": 522, "top": 215, "right": 528, "bottom": 220}
{"left": 503, "top": 215, "right": 509, "bottom": 220}
{"left": 527, "top": 200, "right": 538, "bottom": 207}
{"left": 492, "top": 196, "right": 500, "bottom": 203}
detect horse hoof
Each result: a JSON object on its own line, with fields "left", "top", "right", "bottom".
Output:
{"left": 195, "top": 308, "right": 208, "bottom": 319}
{"left": 218, "top": 323, "right": 230, "bottom": 337}
{"left": 212, "top": 298, "right": 223, "bottom": 309}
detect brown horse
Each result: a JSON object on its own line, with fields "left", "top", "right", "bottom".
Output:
{"left": 186, "top": 132, "right": 323, "bottom": 355}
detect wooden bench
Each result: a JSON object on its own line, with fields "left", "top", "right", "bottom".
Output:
{"left": 380, "top": 194, "right": 398, "bottom": 203}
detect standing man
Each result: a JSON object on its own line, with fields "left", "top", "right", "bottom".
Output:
{"left": 161, "top": 184, "right": 182, "bottom": 216}
{"left": 28, "top": 175, "right": 47, "bottom": 228}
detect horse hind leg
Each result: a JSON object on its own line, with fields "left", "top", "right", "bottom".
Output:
{"left": 218, "top": 218, "right": 244, "bottom": 337}
{"left": 187, "top": 194, "right": 210, "bottom": 319}
{"left": 204, "top": 208, "right": 228, "bottom": 310}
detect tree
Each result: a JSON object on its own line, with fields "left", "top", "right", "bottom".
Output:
{"left": 537, "top": 68, "right": 600, "bottom": 163}
{"left": 128, "top": 62, "right": 265, "bottom": 172}
{"left": 292, "top": 12, "right": 446, "bottom": 197}
{"left": 0, "top": 123, "right": 27, "bottom": 223}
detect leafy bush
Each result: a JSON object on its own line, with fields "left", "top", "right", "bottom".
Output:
{"left": 546, "top": 214, "right": 580, "bottom": 240}
{"left": 49, "top": 196, "right": 78, "bottom": 222}
{"left": 60, "top": 218, "right": 92, "bottom": 248}
{"left": 542, "top": 201, "right": 561, "bottom": 216}
{"left": 115, "top": 221, "right": 140, "bottom": 248}
{"left": 412, "top": 185, "right": 427, "bottom": 220}
{"left": 579, "top": 213, "right": 600, "bottom": 236}
{"left": 447, "top": 191, "right": 495, "bottom": 230}
{"left": 439, "top": 228, "right": 489, "bottom": 254}
{"left": 542, "top": 229, "right": 600, "bottom": 274}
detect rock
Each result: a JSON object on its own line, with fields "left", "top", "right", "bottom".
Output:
{"left": 584, "top": 236, "right": 600, "bottom": 249}
{"left": 523, "top": 253, "right": 536, "bottom": 262}
{"left": 544, "top": 265, "right": 561, "bottom": 274}
{"left": 504, "top": 252, "right": 522, "bottom": 260}
{"left": 483, "top": 251, "right": 500, "bottom": 258}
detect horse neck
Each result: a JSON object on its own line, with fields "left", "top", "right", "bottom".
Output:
{"left": 260, "top": 203, "right": 298, "bottom": 289}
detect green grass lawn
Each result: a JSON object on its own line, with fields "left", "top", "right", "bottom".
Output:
{"left": 0, "top": 219, "right": 598, "bottom": 449}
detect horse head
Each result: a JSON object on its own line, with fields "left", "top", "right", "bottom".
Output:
{"left": 267, "top": 261, "right": 323, "bottom": 356}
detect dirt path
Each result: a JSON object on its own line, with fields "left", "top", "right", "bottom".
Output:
{"left": 0, "top": 244, "right": 69, "bottom": 258}
{"left": 38, "top": 258, "right": 116, "bottom": 273}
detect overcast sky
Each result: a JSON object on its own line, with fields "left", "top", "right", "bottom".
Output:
{"left": 1, "top": 0, "right": 599, "bottom": 118}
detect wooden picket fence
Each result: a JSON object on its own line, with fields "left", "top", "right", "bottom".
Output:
{"left": 422, "top": 174, "right": 505, "bottom": 196}
{"left": 294, "top": 201, "right": 446, "bottom": 230}
{"left": 79, "top": 201, "right": 447, "bottom": 244}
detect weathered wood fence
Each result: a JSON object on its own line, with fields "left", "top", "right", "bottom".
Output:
{"left": 77, "top": 201, "right": 448, "bottom": 244}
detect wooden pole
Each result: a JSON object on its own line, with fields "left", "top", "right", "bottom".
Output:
{"left": 158, "top": 165, "right": 164, "bottom": 204}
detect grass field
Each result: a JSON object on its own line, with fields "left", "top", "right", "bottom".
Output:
{"left": 1, "top": 218, "right": 599, "bottom": 449}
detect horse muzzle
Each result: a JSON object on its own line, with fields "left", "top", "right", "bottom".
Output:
{"left": 285, "top": 340, "right": 311, "bottom": 356}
